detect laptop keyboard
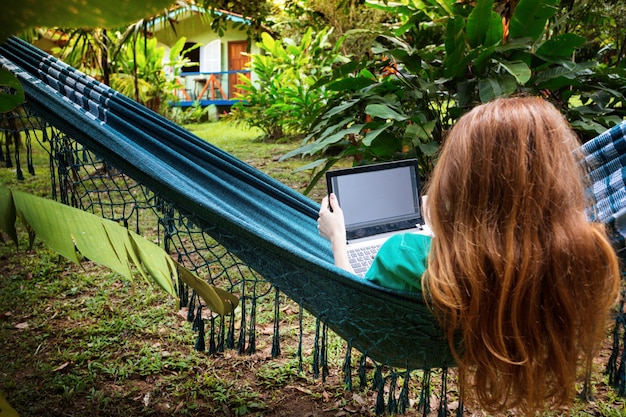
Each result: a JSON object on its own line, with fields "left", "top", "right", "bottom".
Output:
{"left": 348, "top": 243, "right": 382, "bottom": 276}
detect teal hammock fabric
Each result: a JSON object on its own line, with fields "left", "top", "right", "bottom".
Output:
{"left": 3, "top": 36, "right": 626, "bottom": 409}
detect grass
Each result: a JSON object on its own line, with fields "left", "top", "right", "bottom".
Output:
{"left": 183, "top": 121, "right": 331, "bottom": 200}
{"left": 1, "top": 120, "right": 626, "bottom": 416}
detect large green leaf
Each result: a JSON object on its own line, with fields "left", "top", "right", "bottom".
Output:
{"left": 177, "top": 266, "right": 238, "bottom": 317}
{"left": 534, "top": 62, "right": 595, "bottom": 89}
{"left": 443, "top": 16, "right": 467, "bottom": 79}
{"left": 0, "top": 187, "right": 17, "bottom": 244}
{"left": 0, "top": 186, "right": 238, "bottom": 316}
{"left": 499, "top": 60, "right": 532, "bottom": 85}
{"left": 312, "top": 124, "right": 364, "bottom": 152}
{"left": 1, "top": 0, "right": 176, "bottom": 41}
{"left": 509, "top": 0, "right": 559, "bottom": 41}
{"left": 0, "top": 69, "right": 25, "bottom": 113}
{"left": 327, "top": 77, "right": 377, "bottom": 92}
{"left": 535, "top": 34, "right": 586, "bottom": 59}
{"left": 362, "top": 123, "right": 392, "bottom": 146}
{"left": 365, "top": 104, "right": 408, "bottom": 121}
{"left": 12, "top": 191, "right": 82, "bottom": 265}
{"left": 478, "top": 74, "right": 517, "bottom": 102}
{"left": 484, "top": 11, "right": 504, "bottom": 47}
{"left": 445, "top": 16, "right": 465, "bottom": 56}
{"left": 466, "top": 0, "right": 496, "bottom": 48}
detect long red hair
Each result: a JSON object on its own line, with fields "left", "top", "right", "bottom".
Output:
{"left": 424, "top": 96, "right": 620, "bottom": 413}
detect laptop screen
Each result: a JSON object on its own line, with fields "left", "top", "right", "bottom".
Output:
{"left": 326, "top": 159, "right": 423, "bottom": 240}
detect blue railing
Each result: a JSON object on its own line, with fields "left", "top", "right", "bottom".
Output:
{"left": 171, "top": 70, "right": 250, "bottom": 106}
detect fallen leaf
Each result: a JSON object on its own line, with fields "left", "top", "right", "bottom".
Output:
{"left": 15, "top": 322, "right": 29, "bottom": 330}
{"left": 177, "top": 307, "right": 189, "bottom": 319}
{"left": 52, "top": 362, "right": 70, "bottom": 372}
{"left": 352, "top": 394, "right": 366, "bottom": 405}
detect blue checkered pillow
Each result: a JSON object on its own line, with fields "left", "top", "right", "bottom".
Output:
{"left": 582, "top": 121, "right": 626, "bottom": 253}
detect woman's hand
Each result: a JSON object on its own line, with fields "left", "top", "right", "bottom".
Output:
{"left": 318, "top": 193, "right": 353, "bottom": 272}
{"left": 318, "top": 194, "right": 346, "bottom": 243}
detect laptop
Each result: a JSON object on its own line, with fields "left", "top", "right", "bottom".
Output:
{"left": 325, "top": 159, "right": 429, "bottom": 277}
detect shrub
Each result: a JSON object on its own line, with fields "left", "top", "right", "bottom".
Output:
{"left": 228, "top": 27, "right": 348, "bottom": 141}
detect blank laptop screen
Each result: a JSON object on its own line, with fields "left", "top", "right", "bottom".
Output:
{"left": 327, "top": 160, "right": 422, "bottom": 239}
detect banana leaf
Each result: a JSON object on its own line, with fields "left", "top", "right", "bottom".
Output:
{"left": 0, "top": 186, "right": 238, "bottom": 316}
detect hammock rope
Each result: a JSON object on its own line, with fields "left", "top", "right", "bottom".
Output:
{"left": 2, "top": 36, "right": 626, "bottom": 412}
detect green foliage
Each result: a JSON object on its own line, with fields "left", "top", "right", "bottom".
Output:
{"left": 0, "top": 0, "right": 174, "bottom": 42}
{"left": 167, "top": 102, "right": 219, "bottom": 125}
{"left": 197, "top": 0, "right": 274, "bottom": 41}
{"left": 51, "top": 29, "right": 110, "bottom": 80}
{"left": 278, "top": 0, "right": 392, "bottom": 59}
{"left": 0, "top": 185, "right": 238, "bottom": 316}
{"left": 110, "top": 35, "right": 167, "bottom": 110}
{"left": 228, "top": 27, "right": 348, "bottom": 141}
{"left": 161, "top": 37, "right": 205, "bottom": 121}
{"left": 0, "top": 69, "right": 25, "bottom": 113}
{"left": 285, "top": 0, "right": 626, "bottom": 193}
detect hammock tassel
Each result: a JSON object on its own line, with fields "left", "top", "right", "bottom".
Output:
{"left": 618, "top": 329, "right": 626, "bottom": 396}
{"left": 26, "top": 134, "right": 34, "bottom": 175}
{"left": 358, "top": 354, "right": 367, "bottom": 389}
{"left": 438, "top": 368, "right": 448, "bottom": 417}
{"left": 208, "top": 315, "right": 217, "bottom": 354}
{"left": 418, "top": 369, "right": 432, "bottom": 417}
{"left": 187, "top": 292, "right": 196, "bottom": 323}
{"left": 608, "top": 294, "right": 626, "bottom": 394}
{"left": 246, "top": 297, "right": 257, "bottom": 355}
{"left": 237, "top": 298, "right": 247, "bottom": 354}
{"left": 297, "top": 305, "right": 304, "bottom": 372}
{"left": 386, "top": 371, "right": 398, "bottom": 414}
{"left": 271, "top": 288, "right": 281, "bottom": 357}
{"left": 226, "top": 311, "right": 236, "bottom": 349}
{"left": 321, "top": 322, "right": 329, "bottom": 382}
{"left": 217, "top": 314, "right": 226, "bottom": 352}
{"left": 397, "top": 369, "right": 410, "bottom": 414}
{"left": 342, "top": 342, "right": 352, "bottom": 391}
{"left": 373, "top": 366, "right": 385, "bottom": 415}
{"left": 193, "top": 305, "right": 205, "bottom": 352}
{"left": 312, "top": 318, "right": 321, "bottom": 379}
{"left": 456, "top": 399, "right": 464, "bottom": 417}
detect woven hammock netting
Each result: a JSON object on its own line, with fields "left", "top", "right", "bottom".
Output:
{"left": 3, "top": 35, "right": 626, "bottom": 415}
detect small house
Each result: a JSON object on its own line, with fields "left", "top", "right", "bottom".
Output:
{"left": 150, "top": 5, "right": 260, "bottom": 107}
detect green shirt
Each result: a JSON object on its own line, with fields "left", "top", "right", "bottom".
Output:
{"left": 364, "top": 233, "right": 432, "bottom": 292}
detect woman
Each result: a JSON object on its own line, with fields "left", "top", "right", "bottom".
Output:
{"left": 317, "top": 96, "right": 621, "bottom": 414}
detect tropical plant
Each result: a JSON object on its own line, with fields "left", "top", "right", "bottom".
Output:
{"left": 197, "top": 0, "right": 274, "bottom": 41}
{"left": 110, "top": 33, "right": 169, "bottom": 111}
{"left": 228, "top": 27, "right": 348, "bottom": 141}
{"left": 277, "top": 0, "right": 392, "bottom": 59}
{"left": 50, "top": 28, "right": 113, "bottom": 82}
{"left": 284, "top": 0, "right": 626, "bottom": 194}
{"left": 0, "top": 185, "right": 238, "bottom": 317}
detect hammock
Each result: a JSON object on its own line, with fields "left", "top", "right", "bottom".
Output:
{"left": 0, "top": 36, "right": 455, "bottom": 371}
{"left": 2, "top": 35, "right": 626, "bottom": 408}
